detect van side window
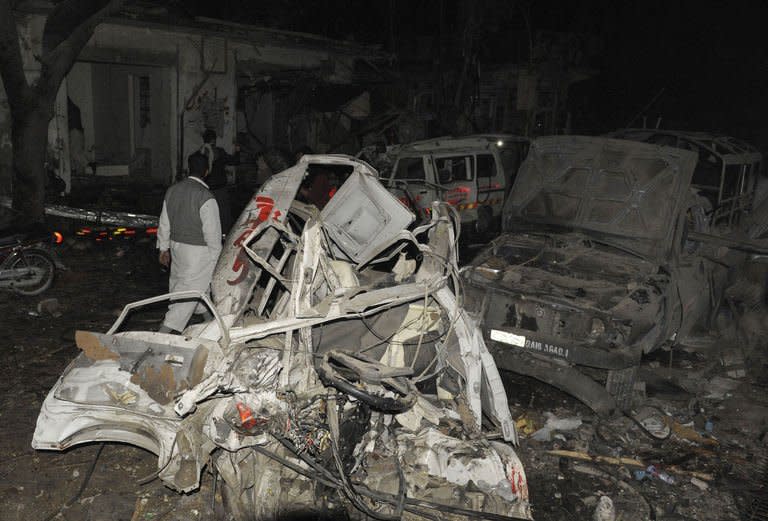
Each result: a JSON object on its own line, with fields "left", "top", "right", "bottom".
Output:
{"left": 435, "top": 155, "right": 473, "bottom": 182}
{"left": 476, "top": 154, "right": 496, "bottom": 178}
{"left": 394, "top": 157, "right": 426, "bottom": 180}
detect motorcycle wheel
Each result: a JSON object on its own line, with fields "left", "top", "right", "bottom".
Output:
{"left": 7, "top": 249, "right": 56, "bottom": 296}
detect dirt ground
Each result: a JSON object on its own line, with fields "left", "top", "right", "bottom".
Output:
{"left": 1, "top": 240, "right": 766, "bottom": 521}
{"left": 0, "top": 241, "right": 222, "bottom": 521}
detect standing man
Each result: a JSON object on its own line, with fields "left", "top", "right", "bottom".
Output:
{"left": 157, "top": 152, "right": 222, "bottom": 334}
{"left": 200, "top": 128, "right": 239, "bottom": 234}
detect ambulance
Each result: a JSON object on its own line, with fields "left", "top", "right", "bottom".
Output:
{"left": 384, "top": 135, "right": 529, "bottom": 238}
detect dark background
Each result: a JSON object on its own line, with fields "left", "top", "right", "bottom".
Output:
{"left": 148, "top": 0, "right": 768, "bottom": 146}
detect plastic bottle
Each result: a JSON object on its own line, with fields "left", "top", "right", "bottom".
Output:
{"left": 646, "top": 465, "right": 676, "bottom": 485}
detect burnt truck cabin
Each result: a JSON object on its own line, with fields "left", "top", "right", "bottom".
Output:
{"left": 463, "top": 136, "right": 744, "bottom": 414}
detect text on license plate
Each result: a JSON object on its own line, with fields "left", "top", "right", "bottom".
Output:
{"left": 490, "top": 329, "right": 570, "bottom": 359}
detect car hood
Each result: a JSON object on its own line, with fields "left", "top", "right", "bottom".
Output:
{"left": 503, "top": 136, "right": 697, "bottom": 261}
{"left": 465, "top": 233, "right": 661, "bottom": 312}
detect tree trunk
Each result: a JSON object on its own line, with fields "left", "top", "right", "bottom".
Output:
{"left": 1, "top": 0, "right": 124, "bottom": 224}
{"left": 11, "top": 105, "right": 52, "bottom": 223}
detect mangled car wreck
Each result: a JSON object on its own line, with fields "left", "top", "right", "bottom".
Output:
{"left": 463, "top": 136, "right": 742, "bottom": 414}
{"left": 33, "top": 156, "right": 531, "bottom": 520}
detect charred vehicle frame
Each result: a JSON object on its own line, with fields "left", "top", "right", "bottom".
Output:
{"left": 463, "top": 136, "right": 755, "bottom": 414}
{"left": 33, "top": 155, "right": 531, "bottom": 521}
{"left": 609, "top": 129, "right": 763, "bottom": 228}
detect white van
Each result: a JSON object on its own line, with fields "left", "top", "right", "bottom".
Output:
{"left": 384, "top": 135, "right": 529, "bottom": 237}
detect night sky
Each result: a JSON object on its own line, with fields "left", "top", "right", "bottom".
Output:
{"left": 570, "top": 1, "right": 768, "bottom": 141}
{"left": 177, "top": 0, "right": 768, "bottom": 144}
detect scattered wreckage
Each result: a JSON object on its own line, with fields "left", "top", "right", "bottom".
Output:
{"left": 33, "top": 155, "right": 531, "bottom": 520}
{"left": 463, "top": 136, "right": 760, "bottom": 414}
{"left": 0, "top": 195, "right": 159, "bottom": 230}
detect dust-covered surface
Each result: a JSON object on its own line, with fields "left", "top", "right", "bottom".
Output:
{"left": 1, "top": 239, "right": 767, "bottom": 521}
{"left": 504, "top": 302, "right": 768, "bottom": 521}
{"left": 0, "top": 242, "right": 222, "bottom": 521}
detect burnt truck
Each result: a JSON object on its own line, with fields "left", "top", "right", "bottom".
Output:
{"left": 33, "top": 155, "right": 531, "bottom": 521}
{"left": 462, "top": 136, "right": 747, "bottom": 414}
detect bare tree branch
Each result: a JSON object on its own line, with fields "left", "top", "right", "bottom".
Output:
{"left": 0, "top": 0, "right": 32, "bottom": 116}
{"left": 36, "top": 0, "right": 125, "bottom": 100}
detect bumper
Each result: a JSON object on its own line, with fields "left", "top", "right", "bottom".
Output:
{"left": 488, "top": 326, "right": 639, "bottom": 370}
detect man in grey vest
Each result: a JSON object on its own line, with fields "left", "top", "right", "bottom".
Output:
{"left": 157, "top": 152, "right": 222, "bottom": 333}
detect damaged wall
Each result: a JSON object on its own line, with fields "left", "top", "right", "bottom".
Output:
{"left": 234, "top": 39, "right": 362, "bottom": 154}
{"left": 0, "top": 10, "right": 372, "bottom": 197}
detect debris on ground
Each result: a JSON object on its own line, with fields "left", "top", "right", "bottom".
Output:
{"left": 36, "top": 298, "right": 62, "bottom": 317}
{"left": 593, "top": 495, "right": 615, "bottom": 521}
{"left": 2, "top": 231, "right": 766, "bottom": 521}
{"left": 1, "top": 152, "right": 766, "bottom": 521}
{"left": 531, "top": 412, "right": 583, "bottom": 441}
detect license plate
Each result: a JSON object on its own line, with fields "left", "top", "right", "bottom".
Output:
{"left": 490, "top": 329, "right": 570, "bottom": 359}
{"left": 490, "top": 329, "right": 526, "bottom": 347}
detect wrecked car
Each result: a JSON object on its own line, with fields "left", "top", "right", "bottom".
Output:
{"left": 33, "top": 155, "right": 531, "bottom": 520}
{"left": 463, "top": 136, "right": 743, "bottom": 414}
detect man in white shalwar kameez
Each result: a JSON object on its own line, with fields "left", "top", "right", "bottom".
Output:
{"left": 157, "top": 152, "right": 222, "bottom": 333}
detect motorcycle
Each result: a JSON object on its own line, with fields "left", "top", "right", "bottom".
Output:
{"left": 0, "top": 223, "right": 61, "bottom": 296}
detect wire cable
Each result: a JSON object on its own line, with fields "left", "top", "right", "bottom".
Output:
{"left": 42, "top": 443, "right": 104, "bottom": 521}
{"left": 260, "top": 430, "right": 522, "bottom": 521}
{"left": 326, "top": 394, "right": 403, "bottom": 520}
